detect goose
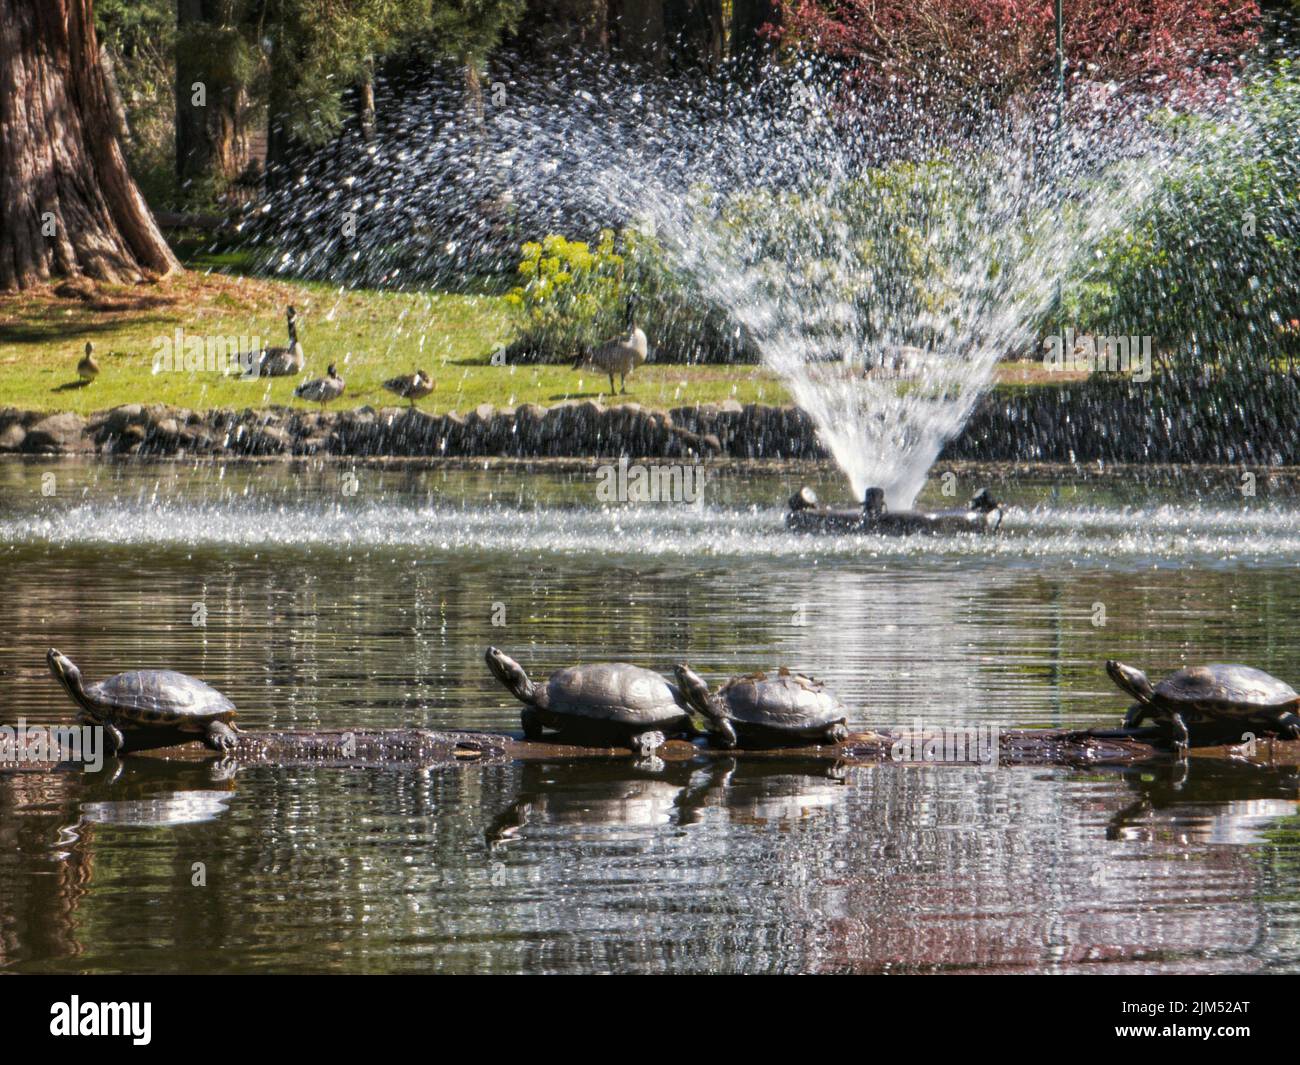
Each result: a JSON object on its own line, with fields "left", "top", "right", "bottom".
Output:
{"left": 383, "top": 369, "right": 435, "bottom": 407}
{"left": 77, "top": 341, "right": 100, "bottom": 383}
{"left": 244, "top": 306, "right": 305, "bottom": 378}
{"left": 573, "top": 305, "right": 648, "bottom": 395}
{"left": 294, "top": 363, "right": 345, "bottom": 408}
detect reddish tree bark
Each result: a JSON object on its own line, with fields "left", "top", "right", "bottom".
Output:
{"left": 0, "top": 0, "right": 181, "bottom": 290}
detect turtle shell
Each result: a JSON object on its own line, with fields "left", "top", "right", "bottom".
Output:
{"left": 545, "top": 664, "right": 689, "bottom": 726}
{"left": 1153, "top": 664, "right": 1300, "bottom": 714}
{"left": 715, "top": 669, "right": 846, "bottom": 731}
{"left": 87, "top": 670, "right": 236, "bottom": 730}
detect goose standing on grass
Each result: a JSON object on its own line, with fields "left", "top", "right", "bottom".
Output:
{"left": 383, "top": 369, "right": 435, "bottom": 407}
{"left": 573, "top": 301, "right": 648, "bottom": 395}
{"left": 77, "top": 341, "right": 99, "bottom": 383}
{"left": 294, "top": 363, "right": 345, "bottom": 408}
{"left": 244, "top": 305, "right": 305, "bottom": 378}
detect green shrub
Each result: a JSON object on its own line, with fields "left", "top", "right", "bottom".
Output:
{"left": 505, "top": 228, "right": 756, "bottom": 364}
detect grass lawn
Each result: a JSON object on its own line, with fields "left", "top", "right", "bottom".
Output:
{"left": 0, "top": 253, "right": 1084, "bottom": 415}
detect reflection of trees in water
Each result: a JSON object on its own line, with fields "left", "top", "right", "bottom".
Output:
{"left": 0, "top": 770, "right": 92, "bottom": 966}
{"left": 4, "top": 754, "right": 1300, "bottom": 972}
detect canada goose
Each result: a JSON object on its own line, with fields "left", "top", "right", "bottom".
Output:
{"left": 573, "top": 305, "right": 648, "bottom": 395}
{"left": 77, "top": 341, "right": 99, "bottom": 382}
{"left": 383, "top": 369, "right": 435, "bottom": 407}
{"left": 245, "top": 306, "right": 305, "bottom": 378}
{"left": 294, "top": 363, "right": 345, "bottom": 408}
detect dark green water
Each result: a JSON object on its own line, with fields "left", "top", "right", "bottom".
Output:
{"left": 2, "top": 458, "right": 1300, "bottom": 973}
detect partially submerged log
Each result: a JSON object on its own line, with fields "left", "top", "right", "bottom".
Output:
{"left": 108, "top": 724, "right": 1298, "bottom": 771}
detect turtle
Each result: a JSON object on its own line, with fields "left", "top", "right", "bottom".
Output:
{"left": 484, "top": 646, "right": 694, "bottom": 757}
{"left": 1106, "top": 659, "right": 1300, "bottom": 754}
{"left": 47, "top": 648, "right": 240, "bottom": 754}
{"left": 674, "top": 664, "right": 849, "bottom": 748}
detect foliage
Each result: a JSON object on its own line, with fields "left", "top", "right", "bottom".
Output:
{"left": 1075, "top": 61, "right": 1300, "bottom": 383}
{"left": 778, "top": 0, "right": 1262, "bottom": 106}
{"left": 506, "top": 229, "right": 754, "bottom": 364}
{"left": 94, "top": 0, "right": 178, "bottom": 207}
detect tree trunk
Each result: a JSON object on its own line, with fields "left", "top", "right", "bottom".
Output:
{"left": 0, "top": 0, "right": 180, "bottom": 290}
{"left": 731, "top": 0, "right": 780, "bottom": 75}
{"left": 175, "top": 0, "right": 251, "bottom": 193}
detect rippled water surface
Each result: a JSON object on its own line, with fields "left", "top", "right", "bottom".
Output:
{"left": 3, "top": 458, "right": 1300, "bottom": 973}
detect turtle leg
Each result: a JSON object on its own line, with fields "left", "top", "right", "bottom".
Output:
{"left": 204, "top": 720, "right": 239, "bottom": 753}
{"left": 710, "top": 718, "right": 738, "bottom": 749}
{"left": 631, "top": 730, "right": 666, "bottom": 758}
{"left": 1168, "top": 711, "right": 1190, "bottom": 758}
{"left": 1123, "top": 703, "right": 1150, "bottom": 729}
{"left": 824, "top": 722, "right": 849, "bottom": 745}
{"left": 101, "top": 720, "right": 126, "bottom": 755}
{"left": 520, "top": 708, "right": 544, "bottom": 741}
{"left": 1273, "top": 711, "right": 1300, "bottom": 740}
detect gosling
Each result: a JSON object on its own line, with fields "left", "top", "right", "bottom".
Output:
{"left": 77, "top": 341, "right": 99, "bottom": 383}
{"left": 383, "top": 370, "right": 435, "bottom": 408}
{"left": 294, "top": 363, "right": 345, "bottom": 408}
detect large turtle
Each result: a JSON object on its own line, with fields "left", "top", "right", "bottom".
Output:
{"left": 674, "top": 664, "right": 849, "bottom": 748}
{"left": 485, "top": 647, "right": 695, "bottom": 756}
{"left": 1106, "top": 659, "right": 1300, "bottom": 753}
{"left": 47, "top": 648, "right": 240, "bottom": 754}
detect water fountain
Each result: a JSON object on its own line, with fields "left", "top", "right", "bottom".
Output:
{"left": 255, "top": 60, "right": 1208, "bottom": 514}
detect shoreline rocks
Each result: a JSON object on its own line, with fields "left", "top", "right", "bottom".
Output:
{"left": 0, "top": 388, "right": 1295, "bottom": 466}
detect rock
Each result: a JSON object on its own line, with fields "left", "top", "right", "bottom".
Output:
{"left": 0, "top": 423, "right": 26, "bottom": 452}
{"left": 23, "top": 412, "right": 87, "bottom": 453}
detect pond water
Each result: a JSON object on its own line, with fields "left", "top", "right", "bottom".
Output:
{"left": 2, "top": 458, "right": 1299, "bottom": 973}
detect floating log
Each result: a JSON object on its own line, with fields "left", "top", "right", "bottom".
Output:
{"left": 10, "top": 721, "right": 1295, "bottom": 775}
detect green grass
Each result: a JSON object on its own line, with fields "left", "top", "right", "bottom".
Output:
{"left": 0, "top": 262, "right": 791, "bottom": 414}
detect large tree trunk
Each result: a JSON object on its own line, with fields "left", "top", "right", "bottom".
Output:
{"left": 0, "top": 0, "right": 180, "bottom": 290}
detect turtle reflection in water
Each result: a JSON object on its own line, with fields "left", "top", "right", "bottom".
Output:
{"left": 484, "top": 646, "right": 696, "bottom": 757}
{"left": 47, "top": 648, "right": 241, "bottom": 754}
{"left": 1106, "top": 659, "right": 1300, "bottom": 756}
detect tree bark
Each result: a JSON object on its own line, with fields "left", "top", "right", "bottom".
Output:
{"left": 175, "top": 0, "right": 251, "bottom": 192}
{"left": 0, "top": 0, "right": 180, "bottom": 290}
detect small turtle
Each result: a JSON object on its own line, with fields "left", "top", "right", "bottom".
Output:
{"left": 1106, "top": 659, "right": 1300, "bottom": 754}
{"left": 47, "top": 648, "right": 240, "bottom": 754}
{"left": 485, "top": 647, "right": 694, "bottom": 757}
{"left": 674, "top": 664, "right": 849, "bottom": 748}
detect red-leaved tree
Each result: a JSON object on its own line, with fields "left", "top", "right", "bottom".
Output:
{"left": 777, "top": 0, "right": 1262, "bottom": 104}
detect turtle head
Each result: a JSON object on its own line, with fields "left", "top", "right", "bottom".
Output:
{"left": 47, "top": 649, "right": 89, "bottom": 705}
{"left": 673, "top": 664, "right": 714, "bottom": 718}
{"left": 1106, "top": 660, "right": 1155, "bottom": 704}
{"left": 485, "top": 647, "right": 537, "bottom": 705}
{"left": 863, "top": 487, "right": 887, "bottom": 517}
{"left": 789, "top": 486, "right": 818, "bottom": 512}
